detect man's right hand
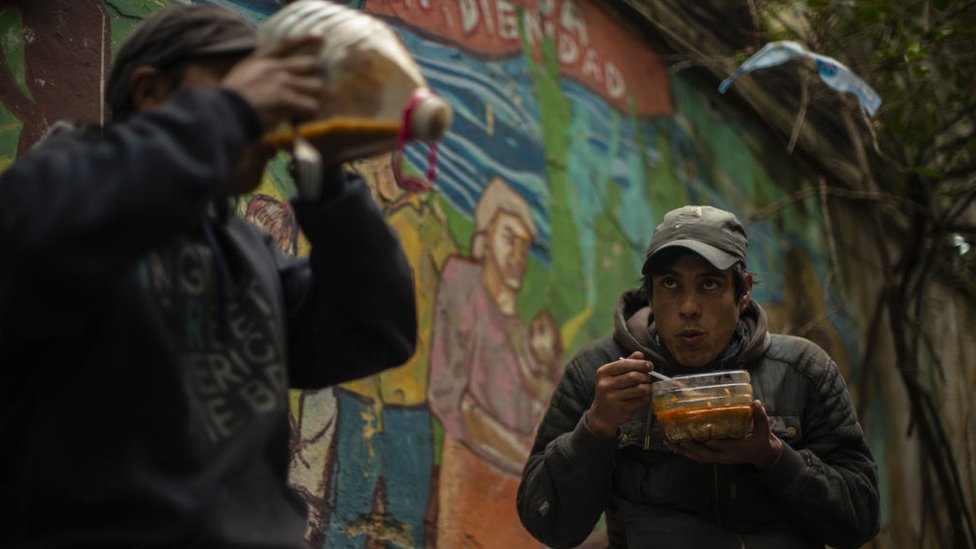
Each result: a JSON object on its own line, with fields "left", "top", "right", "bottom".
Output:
{"left": 221, "top": 35, "right": 325, "bottom": 132}
{"left": 585, "top": 351, "right": 654, "bottom": 438}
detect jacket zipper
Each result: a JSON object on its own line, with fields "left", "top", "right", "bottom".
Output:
{"left": 717, "top": 465, "right": 746, "bottom": 548}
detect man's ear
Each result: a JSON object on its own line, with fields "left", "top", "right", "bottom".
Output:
{"left": 129, "top": 66, "right": 168, "bottom": 113}
{"left": 738, "top": 272, "right": 754, "bottom": 312}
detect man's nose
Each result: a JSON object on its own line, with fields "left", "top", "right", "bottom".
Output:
{"left": 512, "top": 241, "right": 528, "bottom": 263}
{"left": 678, "top": 292, "right": 701, "bottom": 318}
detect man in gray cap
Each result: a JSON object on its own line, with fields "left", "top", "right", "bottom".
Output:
{"left": 517, "top": 205, "right": 879, "bottom": 548}
{"left": 0, "top": 4, "right": 416, "bottom": 548}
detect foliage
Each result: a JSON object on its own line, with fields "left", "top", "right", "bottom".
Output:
{"left": 762, "top": 1, "right": 976, "bottom": 547}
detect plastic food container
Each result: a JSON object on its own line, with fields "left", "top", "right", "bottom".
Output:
{"left": 651, "top": 370, "right": 754, "bottom": 442}
{"left": 259, "top": 0, "right": 452, "bottom": 170}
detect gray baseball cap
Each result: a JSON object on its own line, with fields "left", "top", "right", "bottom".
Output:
{"left": 641, "top": 205, "right": 748, "bottom": 274}
{"left": 105, "top": 4, "right": 258, "bottom": 119}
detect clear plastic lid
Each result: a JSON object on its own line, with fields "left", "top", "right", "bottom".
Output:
{"left": 651, "top": 369, "right": 752, "bottom": 399}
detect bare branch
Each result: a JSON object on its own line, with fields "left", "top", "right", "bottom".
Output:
{"left": 819, "top": 175, "right": 843, "bottom": 296}
{"left": 787, "top": 78, "right": 810, "bottom": 154}
{"left": 741, "top": 184, "right": 922, "bottom": 226}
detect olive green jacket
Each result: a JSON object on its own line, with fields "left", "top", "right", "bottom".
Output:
{"left": 517, "top": 289, "right": 880, "bottom": 549}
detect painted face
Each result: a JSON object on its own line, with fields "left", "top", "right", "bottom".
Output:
{"left": 353, "top": 155, "right": 399, "bottom": 203}
{"left": 487, "top": 211, "right": 532, "bottom": 291}
{"left": 244, "top": 195, "right": 298, "bottom": 255}
{"left": 650, "top": 252, "right": 750, "bottom": 368}
{"left": 528, "top": 313, "right": 559, "bottom": 366}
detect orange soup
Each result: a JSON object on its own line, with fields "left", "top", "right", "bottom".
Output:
{"left": 656, "top": 404, "right": 753, "bottom": 442}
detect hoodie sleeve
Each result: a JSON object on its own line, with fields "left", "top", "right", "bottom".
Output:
{"left": 756, "top": 343, "right": 880, "bottom": 548}
{"left": 516, "top": 344, "right": 619, "bottom": 549}
{"left": 0, "top": 88, "right": 260, "bottom": 293}
{"left": 274, "top": 167, "right": 417, "bottom": 388}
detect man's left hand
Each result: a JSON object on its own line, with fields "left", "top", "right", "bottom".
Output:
{"left": 665, "top": 400, "right": 783, "bottom": 470}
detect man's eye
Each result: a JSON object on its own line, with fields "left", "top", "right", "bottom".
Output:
{"left": 702, "top": 279, "right": 720, "bottom": 290}
{"left": 661, "top": 278, "right": 678, "bottom": 289}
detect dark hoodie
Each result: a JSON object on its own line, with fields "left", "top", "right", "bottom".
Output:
{"left": 517, "top": 289, "right": 879, "bottom": 549}
{"left": 0, "top": 88, "right": 417, "bottom": 548}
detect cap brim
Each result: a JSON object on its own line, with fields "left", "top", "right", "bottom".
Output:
{"left": 642, "top": 239, "right": 739, "bottom": 274}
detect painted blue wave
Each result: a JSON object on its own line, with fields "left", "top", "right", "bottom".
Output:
{"left": 393, "top": 27, "right": 552, "bottom": 257}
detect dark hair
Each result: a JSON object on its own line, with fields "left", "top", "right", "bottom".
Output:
{"left": 104, "top": 4, "right": 257, "bottom": 122}
{"left": 109, "top": 61, "right": 187, "bottom": 121}
{"left": 639, "top": 247, "right": 751, "bottom": 302}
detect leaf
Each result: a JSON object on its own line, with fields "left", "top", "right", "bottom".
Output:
{"left": 905, "top": 41, "right": 926, "bottom": 61}
{"left": 913, "top": 166, "right": 944, "bottom": 180}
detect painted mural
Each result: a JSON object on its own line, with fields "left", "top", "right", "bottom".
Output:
{"left": 0, "top": 1, "right": 887, "bottom": 548}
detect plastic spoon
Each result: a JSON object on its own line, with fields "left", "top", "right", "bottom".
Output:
{"left": 619, "top": 356, "right": 672, "bottom": 382}
{"left": 648, "top": 370, "right": 673, "bottom": 382}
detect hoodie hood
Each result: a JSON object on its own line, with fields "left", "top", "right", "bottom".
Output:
{"left": 612, "top": 288, "right": 771, "bottom": 376}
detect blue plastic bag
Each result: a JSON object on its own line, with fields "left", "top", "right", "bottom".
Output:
{"left": 719, "top": 40, "right": 881, "bottom": 117}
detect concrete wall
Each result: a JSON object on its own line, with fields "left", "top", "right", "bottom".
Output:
{"left": 4, "top": 1, "right": 955, "bottom": 547}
